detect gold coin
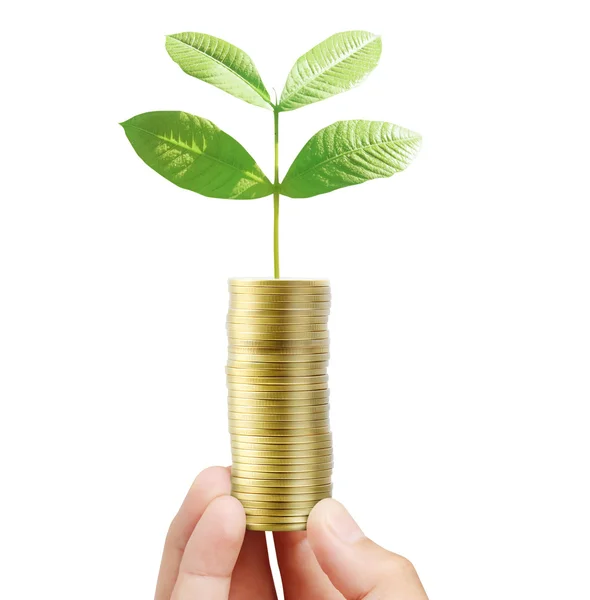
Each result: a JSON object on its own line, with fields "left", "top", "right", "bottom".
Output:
{"left": 244, "top": 507, "right": 314, "bottom": 517}
{"left": 229, "top": 278, "right": 329, "bottom": 287}
{"left": 229, "top": 396, "right": 330, "bottom": 404}
{"left": 227, "top": 332, "right": 330, "bottom": 349}
{"left": 227, "top": 360, "right": 329, "bottom": 370}
{"left": 230, "top": 418, "right": 331, "bottom": 428}
{"left": 233, "top": 461, "right": 333, "bottom": 472}
{"left": 232, "top": 479, "right": 332, "bottom": 491}
{"left": 227, "top": 315, "right": 329, "bottom": 325}
{"left": 229, "top": 409, "right": 328, "bottom": 420}
{"left": 227, "top": 373, "right": 329, "bottom": 384}
{"left": 226, "top": 367, "right": 327, "bottom": 378}
{"left": 230, "top": 450, "right": 332, "bottom": 459}
{"left": 244, "top": 511, "right": 313, "bottom": 520}
{"left": 228, "top": 388, "right": 329, "bottom": 396}
{"left": 232, "top": 449, "right": 333, "bottom": 460}
{"left": 229, "top": 281, "right": 330, "bottom": 290}
{"left": 228, "top": 387, "right": 328, "bottom": 396}
{"left": 228, "top": 370, "right": 329, "bottom": 378}
{"left": 227, "top": 322, "right": 328, "bottom": 332}
{"left": 227, "top": 351, "right": 330, "bottom": 369}
{"left": 229, "top": 401, "right": 329, "bottom": 410}
{"left": 231, "top": 476, "right": 332, "bottom": 486}
{"left": 232, "top": 454, "right": 333, "bottom": 465}
{"left": 229, "top": 402, "right": 329, "bottom": 413}
{"left": 229, "top": 419, "right": 329, "bottom": 430}
{"left": 228, "top": 305, "right": 330, "bottom": 313}
{"left": 227, "top": 372, "right": 329, "bottom": 383}
{"left": 230, "top": 432, "right": 332, "bottom": 444}
{"left": 228, "top": 383, "right": 328, "bottom": 393}
{"left": 229, "top": 344, "right": 329, "bottom": 354}
{"left": 230, "top": 292, "right": 331, "bottom": 302}
{"left": 227, "top": 332, "right": 330, "bottom": 348}
{"left": 228, "top": 356, "right": 329, "bottom": 365}
{"left": 228, "top": 309, "right": 330, "bottom": 318}
{"left": 231, "top": 467, "right": 332, "bottom": 479}
{"left": 227, "top": 375, "right": 329, "bottom": 385}
{"left": 231, "top": 452, "right": 333, "bottom": 463}
{"left": 230, "top": 419, "right": 330, "bottom": 430}
{"left": 245, "top": 515, "right": 310, "bottom": 524}
{"left": 228, "top": 286, "right": 332, "bottom": 302}
{"left": 236, "top": 499, "right": 319, "bottom": 509}
{"left": 228, "top": 331, "right": 329, "bottom": 341}
{"left": 229, "top": 410, "right": 329, "bottom": 421}
{"left": 231, "top": 480, "right": 332, "bottom": 492}
{"left": 229, "top": 284, "right": 329, "bottom": 294}
{"left": 231, "top": 439, "right": 332, "bottom": 452}
{"left": 230, "top": 302, "right": 331, "bottom": 312}
{"left": 245, "top": 523, "right": 308, "bottom": 531}
{"left": 228, "top": 356, "right": 329, "bottom": 366}
{"left": 229, "top": 391, "right": 329, "bottom": 400}
{"left": 231, "top": 454, "right": 331, "bottom": 464}
{"left": 233, "top": 487, "right": 331, "bottom": 497}
{"left": 232, "top": 466, "right": 333, "bottom": 477}
{"left": 234, "top": 487, "right": 331, "bottom": 497}
{"left": 231, "top": 459, "right": 332, "bottom": 471}
{"left": 231, "top": 437, "right": 332, "bottom": 448}
{"left": 228, "top": 400, "right": 329, "bottom": 410}
{"left": 232, "top": 452, "right": 332, "bottom": 463}
{"left": 239, "top": 504, "right": 318, "bottom": 513}
{"left": 229, "top": 426, "right": 331, "bottom": 436}
{"left": 231, "top": 443, "right": 332, "bottom": 455}
{"left": 228, "top": 340, "right": 330, "bottom": 351}
{"left": 226, "top": 361, "right": 328, "bottom": 370}
{"left": 229, "top": 417, "right": 329, "bottom": 428}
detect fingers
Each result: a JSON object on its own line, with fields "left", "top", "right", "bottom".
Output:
{"left": 171, "top": 495, "right": 245, "bottom": 600}
{"left": 307, "top": 500, "right": 428, "bottom": 600}
{"left": 155, "top": 467, "right": 231, "bottom": 600}
{"left": 230, "top": 531, "right": 278, "bottom": 600}
{"left": 273, "top": 531, "right": 343, "bottom": 600}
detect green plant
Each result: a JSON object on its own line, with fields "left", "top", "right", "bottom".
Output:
{"left": 121, "top": 31, "right": 421, "bottom": 278}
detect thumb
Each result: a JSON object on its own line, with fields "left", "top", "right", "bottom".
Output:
{"left": 307, "top": 499, "right": 428, "bottom": 600}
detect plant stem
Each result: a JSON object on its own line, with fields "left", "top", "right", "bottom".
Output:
{"left": 273, "top": 108, "right": 280, "bottom": 279}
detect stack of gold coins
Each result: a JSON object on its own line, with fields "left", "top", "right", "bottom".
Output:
{"left": 227, "top": 278, "right": 332, "bottom": 531}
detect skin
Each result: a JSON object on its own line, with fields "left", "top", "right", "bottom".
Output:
{"left": 155, "top": 466, "right": 429, "bottom": 600}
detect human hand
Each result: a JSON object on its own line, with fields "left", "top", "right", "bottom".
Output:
{"left": 154, "top": 466, "right": 428, "bottom": 600}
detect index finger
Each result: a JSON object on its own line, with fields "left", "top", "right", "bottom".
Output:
{"left": 155, "top": 466, "right": 231, "bottom": 600}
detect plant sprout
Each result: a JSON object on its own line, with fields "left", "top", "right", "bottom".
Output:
{"left": 121, "top": 31, "right": 421, "bottom": 278}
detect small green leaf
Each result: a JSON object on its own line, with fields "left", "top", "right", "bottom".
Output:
{"left": 166, "top": 32, "right": 272, "bottom": 109}
{"left": 120, "top": 111, "right": 273, "bottom": 199}
{"left": 278, "top": 31, "right": 382, "bottom": 112}
{"left": 281, "top": 120, "right": 421, "bottom": 198}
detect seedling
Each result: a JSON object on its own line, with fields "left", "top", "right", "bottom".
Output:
{"left": 121, "top": 31, "right": 421, "bottom": 277}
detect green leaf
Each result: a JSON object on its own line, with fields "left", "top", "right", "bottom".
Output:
{"left": 120, "top": 111, "right": 273, "bottom": 199}
{"left": 278, "top": 31, "right": 382, "bottom": 112}
{"left": 166, "top": 32, "right": 272, "bottom": 109}
{"left": 281, "top": 120, "right": 421, "bottom": 198}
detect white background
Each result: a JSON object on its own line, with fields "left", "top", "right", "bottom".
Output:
{"left": 1, "top": 0, "right": 589, "bottom": 598}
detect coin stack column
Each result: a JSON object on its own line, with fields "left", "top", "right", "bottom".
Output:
{"left": 226, "top": 278, "right": 333, "bottom": 531}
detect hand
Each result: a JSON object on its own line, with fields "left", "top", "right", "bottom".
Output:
{"left": 155, "top": 466, "right": 428, "bottom": 600}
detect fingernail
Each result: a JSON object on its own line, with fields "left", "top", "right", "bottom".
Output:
{"left": 326, "top": 501, "right": 364, "bottom": 543}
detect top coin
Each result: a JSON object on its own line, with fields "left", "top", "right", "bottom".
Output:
{"left": 229, "top": 286, "right": 331, "bottom": 296}
{"left": 229, "top": 278, "right": 329, "bottom": 287}
{"left": 229, "top": 293, "right": 331, "bottom": 303}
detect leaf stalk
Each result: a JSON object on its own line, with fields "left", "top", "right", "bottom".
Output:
{"left": 273, "top": 108, "right": 280, "bottom": 279}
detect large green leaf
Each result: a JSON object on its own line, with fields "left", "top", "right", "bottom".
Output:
{"left": 278, "top": 31, "right": 382, "bottom": 112}
{"left": 281, "top": 120, "right": 421, "bottom": 198}
{"left": 120, "top": 111, "right": 273, "bottom": 199}
{"left": 166, "top": 32, "right": 272, "bottom": 109}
